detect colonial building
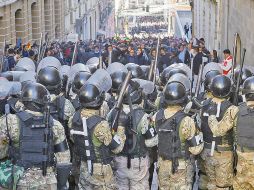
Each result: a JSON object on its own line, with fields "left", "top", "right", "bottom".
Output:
{"left": 192, "top": 0, "right": 254, "bottom": 65}
{"left": 0, "top": 0, "right": 65, "bottom": 46}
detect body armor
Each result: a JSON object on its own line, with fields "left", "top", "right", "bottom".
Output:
{"left": 72, "top": 111, "right": 112, "bottom": 164}
{"left": 11, "top": 111, "right": 55, "bottom": 169}
{"left": 121, "top": 108, "right": 147, "bottom": 158}
{"left": 236, "top": 102, "right": 254, "bottom": 150}
{"left": 50, "top": 95, "right": 66, "bottom": 122}
{"left": 201, "top": 100, "right": 233, "bottom": 146}
{"left": 156, "top": 109, "right": 187, "bottom": 160}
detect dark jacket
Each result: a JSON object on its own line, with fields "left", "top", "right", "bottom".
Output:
{"left": 126, "top": 55, "right": 136, "bottom": 63}
{"left": 158, "top": 54, "right": 170, "bottom": 73}
{"left": 193, "top": 52, "right": 203, "bottom": 75}
{"left": 7, "top": 56, "right": 16, "bottom": 70}
{"left": 135, "top": 53, "right": 148, "bottom": 65}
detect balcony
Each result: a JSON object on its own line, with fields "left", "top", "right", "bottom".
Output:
{"left": 0, "top": 0, "right": 18, "bottom": 7}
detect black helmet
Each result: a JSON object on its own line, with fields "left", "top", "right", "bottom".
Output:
{"left": 163, "top": 82, "right": 187, "bottom": 105}
{"left": 204, "top": 70, "right": 221, "bottom": 91}
{"left": 123, "top": 81, "right": 142, "bottom": 105}
{"left": 242, "top": 76, "right": 254, "bottom": 101}
{"left": 37, "top": 66, "right": 62, "bottom": 95}
{"left": 210, "top": 75, "right": 231, "bottom": 98}
{"left": 111, "top": 71, "right": 127, "bottom": 92}
{"left": 78, "top": 84, "right": 104, "bottom": 108}
{"left": 21, "top": 83, "right": 50, "bottom": 112}
{"left": 234, "top": 68, "right": 253, "bottom": 85}
{"left": 72, "top": 71, "right": 92, "bottom": 94}
{"left": 127, "top": 65, "right": 143, "bottom": 79}
{"left": 160, "top": 68, "right": 187, "bottom": 86}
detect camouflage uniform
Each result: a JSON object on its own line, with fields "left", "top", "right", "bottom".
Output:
{"left": 0, "top": 110, "right": 70, "bottom": 190}
{"left": 233, "top": 101, "right": 254, "bottom": 190}
{"left": 155, "top": 105, "right": 204, "bottom": 190}
{"left": 197, "top": 91, "right": 214, "bottom": 190}
{"left": 113, "top": 104, "right": 158, "bottom": 190}
{"left": 68, "top": 101, "right": 109, "bottom": 188}
{"left": 200, "top": 97, "right": 239, "bottom": 190}
{"left": 69, "top": 108, "right": 125, "bottom": 190}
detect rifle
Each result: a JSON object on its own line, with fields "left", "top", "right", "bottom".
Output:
{"left": 38, "top": 33, "right": 49, "bottom": 63}
{"left": 37, "top": 33, "right": 43, "bottom": 63}
{"left": 232, "top": 48, "right": 246, "bottom": 106}
{"left": 153, "top": 37, "right": 160, "bottom": 84}
{"left": 108, "top": 51, "right": 112, "bottom": 65}
{"left": 111, "top": 71, "right": 132, "bottom": 132}
{"left": 231, "top": 33, "right": 240, "bottom": 80}
{"left": 194, "top": 57, "right": 205, "bottom": 97}
{"left": 42, "top": 95, "right": 51, "bottom": 176}
{"left": 171, "top": 117, "right": 179, "bottom": 174}
{"left": 71, "top": 41, "right": 78, "bottom": 66}
{"left": 148, "top": 60, "right": 155, "bottom": 81}
{"left": 190, "top": 55, "right": 194, "bottom": 98}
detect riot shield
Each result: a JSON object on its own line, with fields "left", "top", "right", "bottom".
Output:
{"left": 168, "top": 63, "right": 192, "bottom": 79}
{"left": 86, "top": 57, "right": 106, "bottom": 71}
{"left": 15, "top": 57, "right": 35, "bottom": 72}
{"left": 140, "top": 65, "right": 150, "bottom": 79}
{"left": 60, "top": 65, "right": 70, "bottom": 78}
{"left": 37, "top": 56, "right": 61, "bottom": 72}
{"left": 202, "top": 62, "right": 222, "bottom": 80}
{"left": 160, "top": 67, "right": 187, "bottom": 86}
{"left": 124, "top": 63, "right": 143, "bottom": 79}
{"left": 167, "top": 73, "right": 191, "bottom": 92}
{"left": 107, "top": 62, "right": 128, "bottom": 75}
{"left": 0, "top": 80, "right": 21, "bottom": 98}
{"left": 68, "top": 63, "right": 90, "bottom": 82}
{"left": 85, "top": 69, "right": 112, "bottom": 93}
{"left": 86, "top": 57, "right": 99, "bottom": 66}
{"left": 132, "top": 78, "right": 155, "bottom": 95}
{"left": 0, "top": 71, "right": 28, "bottom": 81}
{"left": 19, "top": 71, "right": 36, "bottom": 83}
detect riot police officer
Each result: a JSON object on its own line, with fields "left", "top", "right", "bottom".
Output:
{"left": 0, "top": 83, "right": 71, "bottom": 189}
{"left": 233, "top": 76, "right": 254, "bottom": 190}
{"left": 69, "top": 69, "right": 125, "bottom": 189}
{"left": 200, "top": 75, "right": 239, "bottom": 190}
{"left": 154, "top": 80, "right": 203, "bottom": 190}
{"left": 111, "top": 79, "right": 158, "bottom": 190}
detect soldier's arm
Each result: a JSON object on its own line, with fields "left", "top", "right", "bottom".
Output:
{"left": 63, "top": 99, "right": 75, "bottom": 121}
{"left": 52, "top": 120, "right": 71, "bottom": 164}
{"left": 140, "top": 113, "right": 158, "bottom": 148}
{"left": 0, "top": 114, "right": 20, "bottom": 159}
{"left": 94, "top": 120, "right": 125, "bottom": 154}
{"left": 180, "top": 116, "right": 204, "bottom": 155}
{"left": 208, "top": 105, "right": 239, "bottom": 137}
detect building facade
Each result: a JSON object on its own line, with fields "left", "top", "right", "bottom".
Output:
{"left": 192, "top": 0, "right": 254, "bottom": 65}
{"left": 82, "top": 0, "right": 115, "bottom": 40}
{"left": 0, "top": 0, "right": 65, "bottom": 47}
{"left": 64, "top": 0, "right": 87, "bottom": 40}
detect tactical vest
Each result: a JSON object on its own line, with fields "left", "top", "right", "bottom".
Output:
{"left": 11, "top": 111, "right": 55, "bottom": 169}
{"left": 50, "top": 95, "right": 65, "bottom": 122}
{"left": 72, "top": 111, "right": 112, "bottom": 164}
{"left": 201, "top": 100, "right": 233, "bottom": 146}
{"left": 156, "top": 109, "right": 187, "bottom": 160}
{"left": 236, "top": 102, "right": 254, "bottom": 150}
{"left": 70, "top": 96, "right": 80, "bottom": 111}
{"left": 121, "top": 108, "right": 147, "bottom": 158}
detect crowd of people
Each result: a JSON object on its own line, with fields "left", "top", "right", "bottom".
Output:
{"left": 131, "top": 16, "right": 168, "bottom": 35}
{"left": 0, "top": 33, "right": 253, "bottom": 190}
